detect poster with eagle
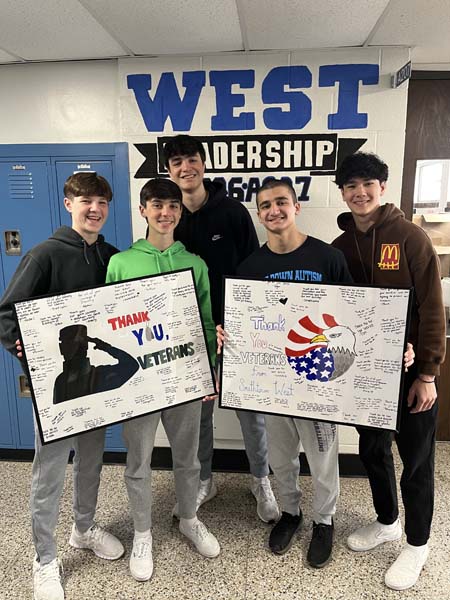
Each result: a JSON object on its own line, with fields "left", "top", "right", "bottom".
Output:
{"left": 220, "top": 277, "right": 411, "bottom": 431}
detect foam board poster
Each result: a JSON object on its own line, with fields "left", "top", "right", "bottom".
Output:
{"left": 15, "top": 269, "right": 215, "bottom": 444}
{"left": 220, "top": 277, "right": 411, "bottom": 431}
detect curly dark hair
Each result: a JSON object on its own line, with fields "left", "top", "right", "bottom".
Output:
{"left": 334, "top": 152, "right": 388, "bottom": 189}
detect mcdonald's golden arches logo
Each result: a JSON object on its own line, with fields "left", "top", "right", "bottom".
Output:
{"left": 378, "top": 243, "right": 400, "bottom": 270}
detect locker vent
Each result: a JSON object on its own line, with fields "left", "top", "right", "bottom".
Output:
{"left": 8, "top": 172, "right": 34, "bottom": 200}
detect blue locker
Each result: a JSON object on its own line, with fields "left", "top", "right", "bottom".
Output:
{"left": 0, "top": 160, "right": 54, "bottom": 448}
{"left": 0, "top": 144, "right": 131, "bottom": 451}
{"left": 0, "top": 336, "right": 14, "bottom": 446}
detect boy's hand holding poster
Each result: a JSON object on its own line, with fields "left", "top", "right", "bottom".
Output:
{"left": 219, "top": 277, "right": 411, "bottom": 431}
{"left": 14, "top": 269, "right": 215, "bottom": 444}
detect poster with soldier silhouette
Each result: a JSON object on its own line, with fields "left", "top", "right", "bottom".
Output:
{"left": 219, "top": 277, "right": 411, "bottom": 431}
{"left": 14, "top": 268, "right": 215, "bottom": 444}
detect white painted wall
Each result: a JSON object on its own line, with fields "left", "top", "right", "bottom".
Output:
{"left": 0, "top": 47, "right": 410, "bottom": 453}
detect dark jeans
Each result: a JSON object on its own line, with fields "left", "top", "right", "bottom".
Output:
{"left": 356, "top": 367, "right": 437, "bottom": 546}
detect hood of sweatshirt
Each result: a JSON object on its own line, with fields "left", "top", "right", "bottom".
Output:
{"left": 49, "top": 225, "right": 110, "bottom": 266}
{"left": 336, "top": 203, "right": 405, "bottom": 234}
{"left": 129, "top": 238, "right": 188, "bottom": 273}
{"left": 202, "top": 179, "right": 228, "bottom": 212}
{"left": 49, "top": 225, "right": 105, "bottom": 247}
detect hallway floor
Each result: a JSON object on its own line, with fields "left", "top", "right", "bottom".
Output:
{"left": 1, "top": 444, "right": 449, "bottom": 600}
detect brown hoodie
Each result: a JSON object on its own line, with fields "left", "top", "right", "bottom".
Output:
{"left": 332, "top": 203, "right": 445, "bottom": 376}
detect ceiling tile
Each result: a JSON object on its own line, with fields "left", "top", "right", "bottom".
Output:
{"left": 370, "top": 0, "right": 450, "bottom": 65}
{"left": 83, "top": 0, "right": 243, "bottom": 54}
{"left": 0, "top": 0, "right": 447, "bottom": 67}
{"left": 240, "top": 0, "right": 390, "bottom": 50}
{"left": 0, "top": 0, "right": 126, "bottom": 61}
{"left": 371, "top": 0, "right": 450, "bottom": 44}
{"left": 0, "top": 48, "right": 20, "bottom": 63}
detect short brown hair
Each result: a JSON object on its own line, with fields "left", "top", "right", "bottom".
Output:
{"left": 64, "top": 172, "right": 113, "bottom": 202}
{"left": 256, "top": 179, "right": 297, "bottom": 208}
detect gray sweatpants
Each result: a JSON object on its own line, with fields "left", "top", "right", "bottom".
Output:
{"left": 198, "top": 400, "right": 269, "bottom": 481}
{"left": 123, "top": 400, "right": 202, "bottom": 532}
{"left": 31, "top": 425, "right": 105, "bottom": 565}
{"left": 265, "top": 415, "right": 339, "bottom": 525}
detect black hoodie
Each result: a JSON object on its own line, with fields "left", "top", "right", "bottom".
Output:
{"left": 0, "top": 226, "right": 118, "bottom": 355}
{"left": 174, "top": 179, "right": 259, "bottom": 324}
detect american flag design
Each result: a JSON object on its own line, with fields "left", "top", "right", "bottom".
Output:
{"left": 285, "top": 314, "right": 356, "bottom": 382}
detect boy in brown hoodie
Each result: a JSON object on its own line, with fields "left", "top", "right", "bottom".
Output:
{"left": 332, "top": 152, "right": 445, "bottom": 591}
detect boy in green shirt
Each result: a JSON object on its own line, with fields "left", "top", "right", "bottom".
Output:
{"left": 106, "top": 178, "right": 219, "bottom": 582}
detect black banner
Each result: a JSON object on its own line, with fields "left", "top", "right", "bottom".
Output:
{"left": 134, "top": 134, "right": 366, "bottom": 179}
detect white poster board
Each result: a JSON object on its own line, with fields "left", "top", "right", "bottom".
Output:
{"left": 220, "top": 277, "right": 411, "bottom": 431}
{"left": 15, "top": 268, "right": 215, "bottom": 444}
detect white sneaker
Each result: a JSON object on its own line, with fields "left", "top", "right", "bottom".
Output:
{"left": 129, "top": 532, "right": 153, "bottom": 582}
{"left": 179, "top": 518, "right": 220, "bottom": 558}
{"left": 33, "top": 557, "right": 64, "bottom": 600}
{"left": 347, "top": 518, "right": 402, "bottom": 551}
{"left": 69, "top": 523, "right": 124, "bottom": 560}
{"left": 250, "top": 476, "right": 280, "bottom": 523}
{"left": 385, "top": 543, "right": 430, "bottom": 590}
{"left": 196, "top": 477, "right": 218, "bottom": 510}
{"left": 172, "top": 477, "right": 218, "bottom": 519}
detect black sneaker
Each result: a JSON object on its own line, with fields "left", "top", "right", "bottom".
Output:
{"left": 269, "top": 511, "right": 302, "bottom": 555}
{"left": 307, "top": 521, "right": 334, "bottom": 568}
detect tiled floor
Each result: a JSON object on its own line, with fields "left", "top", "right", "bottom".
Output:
{"left": 1, "top": 444, "right": 449, "bottom": 600}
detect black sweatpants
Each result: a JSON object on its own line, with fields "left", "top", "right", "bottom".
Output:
{"left": 356, "top": 366, "right": 437, "bottom": 547}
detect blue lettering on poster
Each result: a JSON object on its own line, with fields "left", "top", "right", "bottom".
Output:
{"left": 210, "top": 70, "right": 255, "bottom": 130}
{"left": 319, "top": 64, "right": 379, "bottom": 129}
{"left": 128, "top": 64, "right": 379, "bottom": 132}
{"left": 266, "top": 270, "right": 323, "bottom": 282}
{"left": 262, "top": 66, "right": 312, "bottom": 130}
{"left": 127, "top": 71, "right": 206, "bottom": 132}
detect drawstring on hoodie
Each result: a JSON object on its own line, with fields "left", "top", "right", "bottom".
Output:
{"left": 95, "top": 242, "right": 105, "bottom": 266}
{"left": 353, "top": 229, "right": 376, "bottom": 284}
{"left": 82, "top": 240, "right": 90, "bottom": 265}
{"left": 132, "top": 239, "right": 186, "bottom": 274}
{"left": 82, "top": 240, "right": 105, "bottom": 266}
{"left": 154, "top": 248, "right": 174, "bottom": 271}
{"left": 48, "top": 226, "right": 108, "bottom": 267}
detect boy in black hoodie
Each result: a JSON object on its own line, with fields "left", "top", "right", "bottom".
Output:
{"left": 332, "top": 152, "right": 445, "bottom": 591}
{"left": 164, "top": 135, "right": 279, "bottom": 525}
{"left": 0, "top": 173, "right": 124, "bottom": 600}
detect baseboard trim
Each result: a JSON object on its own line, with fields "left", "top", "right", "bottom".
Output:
{"left": 0, "top": 447, "right": 367, "bottom": 477}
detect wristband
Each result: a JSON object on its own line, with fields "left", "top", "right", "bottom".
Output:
{"left": 417, "top": 375, "right": 435, "bottom": 384}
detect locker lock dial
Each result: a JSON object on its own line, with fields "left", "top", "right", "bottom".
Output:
{"left": 4, "top": 230, "right": 22, "bottom": 256}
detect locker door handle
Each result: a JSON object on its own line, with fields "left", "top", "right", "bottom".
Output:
{"left": 4, "top": 230, "right": 22, "bottom": 256}
{"left": 18, "top": 374, "right": 31, "bottom": 397}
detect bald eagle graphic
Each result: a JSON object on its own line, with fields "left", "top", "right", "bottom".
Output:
{"left": 285, "top": 314, "right": 356, "bottom": 382}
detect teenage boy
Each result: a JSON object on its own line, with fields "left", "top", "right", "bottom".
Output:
{"left": 0, "top": 173, "right": 124, "bottom": 600}
{"left": 234, "top": 179, "right": 352, "bottom": 568}
{"left": 163, "top": 134, "right": 279, "bottom": 524}
{"left": 106, "top": 178, "right": 220, "bottom": 583}
{"left": 332, "top": 152, "right": 445, "bottom": 591}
